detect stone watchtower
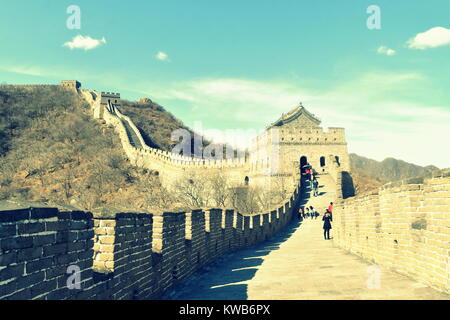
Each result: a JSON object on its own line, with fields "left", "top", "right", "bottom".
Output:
{"left": 60, "top": 80, "right": 81, "bottom": 92}
{"left": 93, "top": 92, "right": 121, "bottom": 118}
{"left": 249, "top": 103, "right": 350, "bottom": 185}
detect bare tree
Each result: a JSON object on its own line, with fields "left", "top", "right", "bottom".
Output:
{"left": 139, "top": 172, "right": 175, "bottom": 210}
{"left": 60, "top": 165, "right": 74, "bottom": 200}
{"left": 173, "top": 172, "right": 212, "bottom": 208}
{"left": 209, "top": 172, "right": 230, "bottom": 207}
{"left": 229, "top": 186, "right": 263, "bottom": 214}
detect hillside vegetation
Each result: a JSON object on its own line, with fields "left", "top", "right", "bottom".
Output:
{"left": 349, "top": 153, "right": 439, "bottom": 194}
{"left": 0, "top": 86, "right": 166, "bottom": 214}
{"left": 120, "top": 99, "right": 208, "bottom": 155}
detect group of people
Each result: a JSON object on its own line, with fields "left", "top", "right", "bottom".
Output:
{"left": 299, "top": 206, "right": 319, "bottom": 219}
{"left": 298, "top": 202, "right": 334, "bottom": 240}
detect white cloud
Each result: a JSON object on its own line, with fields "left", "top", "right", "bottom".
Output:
{"left": 377, "top": 46, "right": 396, "bottom": 56}
{"left": 144, "top": 74, "right": 450, "bottom": 168}
{"left": 407, "top": 27, "right": 450, "bottom": 50}
{"left": 63, "top": 35, "right": 106, "bottom": 50}
{"left": 155, "top": 51, "right": 169, "bottom": 61}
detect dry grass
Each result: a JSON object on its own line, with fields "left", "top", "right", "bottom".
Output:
{"left": 0, "top": 86, "right": 166, "bottom": 214}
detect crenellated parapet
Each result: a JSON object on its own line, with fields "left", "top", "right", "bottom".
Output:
{"left": 0, "top": 180, "right": 302, "bottom": 300}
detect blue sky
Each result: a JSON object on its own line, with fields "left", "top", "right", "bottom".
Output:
{"left": 1, "top": 1, "right": 449, "bottom": 167}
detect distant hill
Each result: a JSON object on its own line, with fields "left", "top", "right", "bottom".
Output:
{"left": 120, "top": 98, "right": 237, "bottom": 157}
{"left": 349, "top": 153, "right": 440, "bottom": 194}
{"left": 0, "top": 86, "right": 167, "bottom": 214}
{"left": 120, "top": 99, "right": 207, "bottom": 154}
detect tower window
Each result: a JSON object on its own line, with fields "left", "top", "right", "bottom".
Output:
{"left": 320, "top": 156, "right": 326, "bottom": 167}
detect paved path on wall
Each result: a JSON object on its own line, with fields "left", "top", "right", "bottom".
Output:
{"left": 301, "top": 173, "right": 336, "bottom": 215}
{"left": 120, "top": 116, "right": 142, "bottom": 148}
{"left": 163, "top": 174, "right": 450, "bottom": 300}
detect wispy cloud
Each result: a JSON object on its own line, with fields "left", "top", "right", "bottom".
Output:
{"left": 377, "top": 46, "right": 396, "bottom": 56}
{"left": 63, "top": 35, "right": 106, "bottom": 51}
{"left": 0, "top": 65, "right": 46, "bottom": 76}
{"left": 155, "top": 51, "right": 170, "bottom": 62}
{"left": 407, "top": 26, "right": 450, "bottom": 50}
{"left": 0, "top": 62, "right": 109, "bottom": 82}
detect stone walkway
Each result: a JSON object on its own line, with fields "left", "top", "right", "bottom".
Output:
{"left": 163, "top": 175, "right": 450, "bottom": 300}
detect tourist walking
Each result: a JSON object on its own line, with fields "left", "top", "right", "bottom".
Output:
{"left": 308, "top": 166, "right": 314, "bottom": 188}
{"left": 322, "top": 210, "right": 332, "bottom": 239}
{"left": 305, "top": 207, "right": 310, "bottom": 219}
{"left": 309, "top": 206, "right": 315, "bottom": 219}
{"left": 298, "top": 207, "right": 304, "bottom": 220}
{"left": 305, "top": 167, "right": 311, "bottom": 182}
{"left": 328, "top": 202, "right": 333, "bottom": 218}
{"left": 313, "top": 178, "right": 319, "bottom": 197}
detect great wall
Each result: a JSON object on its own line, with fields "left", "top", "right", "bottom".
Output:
{"left": 78, "top": 79, "right": 350, "bottom": 191}
{"left": 0, "top": 81, "right": 449, "bottom": 299}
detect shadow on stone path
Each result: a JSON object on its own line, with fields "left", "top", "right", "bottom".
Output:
{"left": 161, "top": 218, "right": 304, "bottom": 300}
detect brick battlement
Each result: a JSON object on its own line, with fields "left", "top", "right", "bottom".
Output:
{"left": 0, "top": 182, "right": 301, "bottom": 300}
{"left": 100, "top": 92, "right": 120, "bottom": 97}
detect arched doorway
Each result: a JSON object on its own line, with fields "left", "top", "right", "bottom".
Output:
{"left": 320, "top": 156, "right": 326, "bottom": 167}
{"left": 300, "top": 156, "right": 308, "bottom": 173}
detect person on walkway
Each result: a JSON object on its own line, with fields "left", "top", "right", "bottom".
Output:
{"left": 328, "top": 202, "right": 334, "bottom": 219}
{"left": 308, "top": 166, "right": 314, "bottom": 188}
{"left": 305, "top": 207, "right": 310, "bottom": 219}
{"left": 309, "top": 206, "right": 315, "bottom": 219}
{"left": 305, "top": 167, "right": 311, "bottom": 184}
{"left": 322, "top": 209, "right": 332, "bottom": 239}
{"left": 313, "top": 178, "right": 319, "bottom": 197}
{"left": 298, "top": 207, "right": 304, "bottom": 220}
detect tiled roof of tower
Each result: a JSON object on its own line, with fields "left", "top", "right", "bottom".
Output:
{"left": 269, "top": 103, "right": 321, "bottom": 128}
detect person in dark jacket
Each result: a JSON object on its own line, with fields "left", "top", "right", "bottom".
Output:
{"left": 322, "top": 210, "right": 332, "bottom": 239}
{"left": 309, "top": 206, "right": 316, "bottom": 219}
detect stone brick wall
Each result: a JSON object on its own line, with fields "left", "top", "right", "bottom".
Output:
{"left": 0, "top": 209, "right": 94, "bottom": 300}
{"left": 0, "top": 183, "right": 301, "bottom": 300}
{"left": 333, "top": 170, "right": 450, "bottom": 294}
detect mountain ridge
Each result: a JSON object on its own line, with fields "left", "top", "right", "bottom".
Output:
{"left": 349, "top": 153, "right": 440, "bottom": 194}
